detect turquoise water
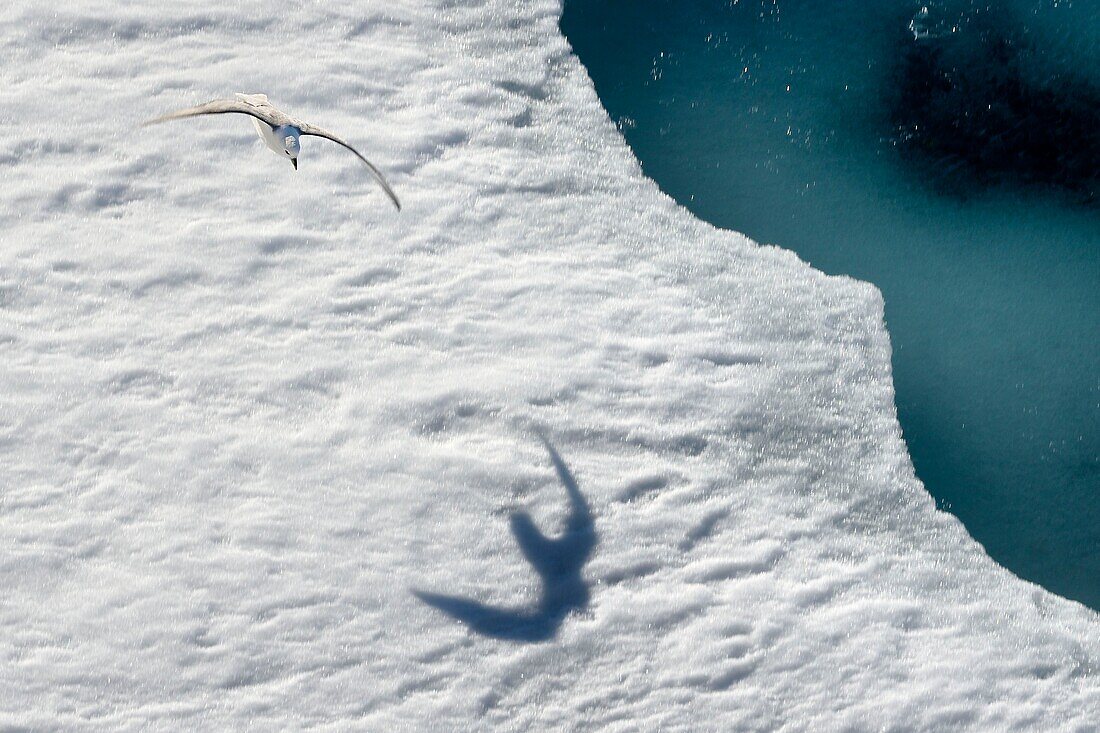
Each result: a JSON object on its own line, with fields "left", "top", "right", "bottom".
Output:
{"left": 562, "top": 0, "right": 1099, "bottom": 608}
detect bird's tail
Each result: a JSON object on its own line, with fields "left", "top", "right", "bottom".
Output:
{"left": 234, "top": 92, "right": 269, "bottom": 105}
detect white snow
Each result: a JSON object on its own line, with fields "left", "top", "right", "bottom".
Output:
{"left": 1, "top": 0, "right": 1097, "bottom": 729}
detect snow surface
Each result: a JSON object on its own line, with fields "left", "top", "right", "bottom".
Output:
{"left": 1, "top": 0, "right": 1097, "bottom": 729}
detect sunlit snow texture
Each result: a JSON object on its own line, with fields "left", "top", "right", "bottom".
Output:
{"left": 1, "top": 0, "right": 1098, "bottom": 729}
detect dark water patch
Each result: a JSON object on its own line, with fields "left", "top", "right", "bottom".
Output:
{"left": 891, "top": 5, "right": 1099, "bottom": 202}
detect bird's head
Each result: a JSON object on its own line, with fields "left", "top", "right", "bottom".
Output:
{"left": 282, "top": 132, "right": 301, "bottom": 170}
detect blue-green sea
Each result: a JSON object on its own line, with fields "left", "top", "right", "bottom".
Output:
{"left": 562, "top": 0, "right": 1099, "bottom": 608}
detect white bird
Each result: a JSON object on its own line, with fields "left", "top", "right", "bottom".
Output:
{"left": 145, "top": 93, "right": 400, "bottom": 210}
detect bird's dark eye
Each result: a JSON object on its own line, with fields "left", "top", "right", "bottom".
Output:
{"left": 284, "top": 149, "right": 289, "bottom": 154}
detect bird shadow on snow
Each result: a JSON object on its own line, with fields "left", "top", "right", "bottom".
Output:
{"left": 413, "top": 437, "right": 596, "bottom": 642}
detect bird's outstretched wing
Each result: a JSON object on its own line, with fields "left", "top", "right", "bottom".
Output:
{"left": 143, "top": 99, "right": 287, "bottom": 128}
{"left": 298, "top": 122, "right": 401, "bottom": 210}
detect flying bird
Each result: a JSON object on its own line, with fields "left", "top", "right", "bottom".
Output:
{"left": 144, "top": 93, "right": 400, "bottom": 210}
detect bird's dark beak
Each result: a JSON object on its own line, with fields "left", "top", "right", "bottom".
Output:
{"left": 291, "top": 158, "right": 298, "bottom": 171}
